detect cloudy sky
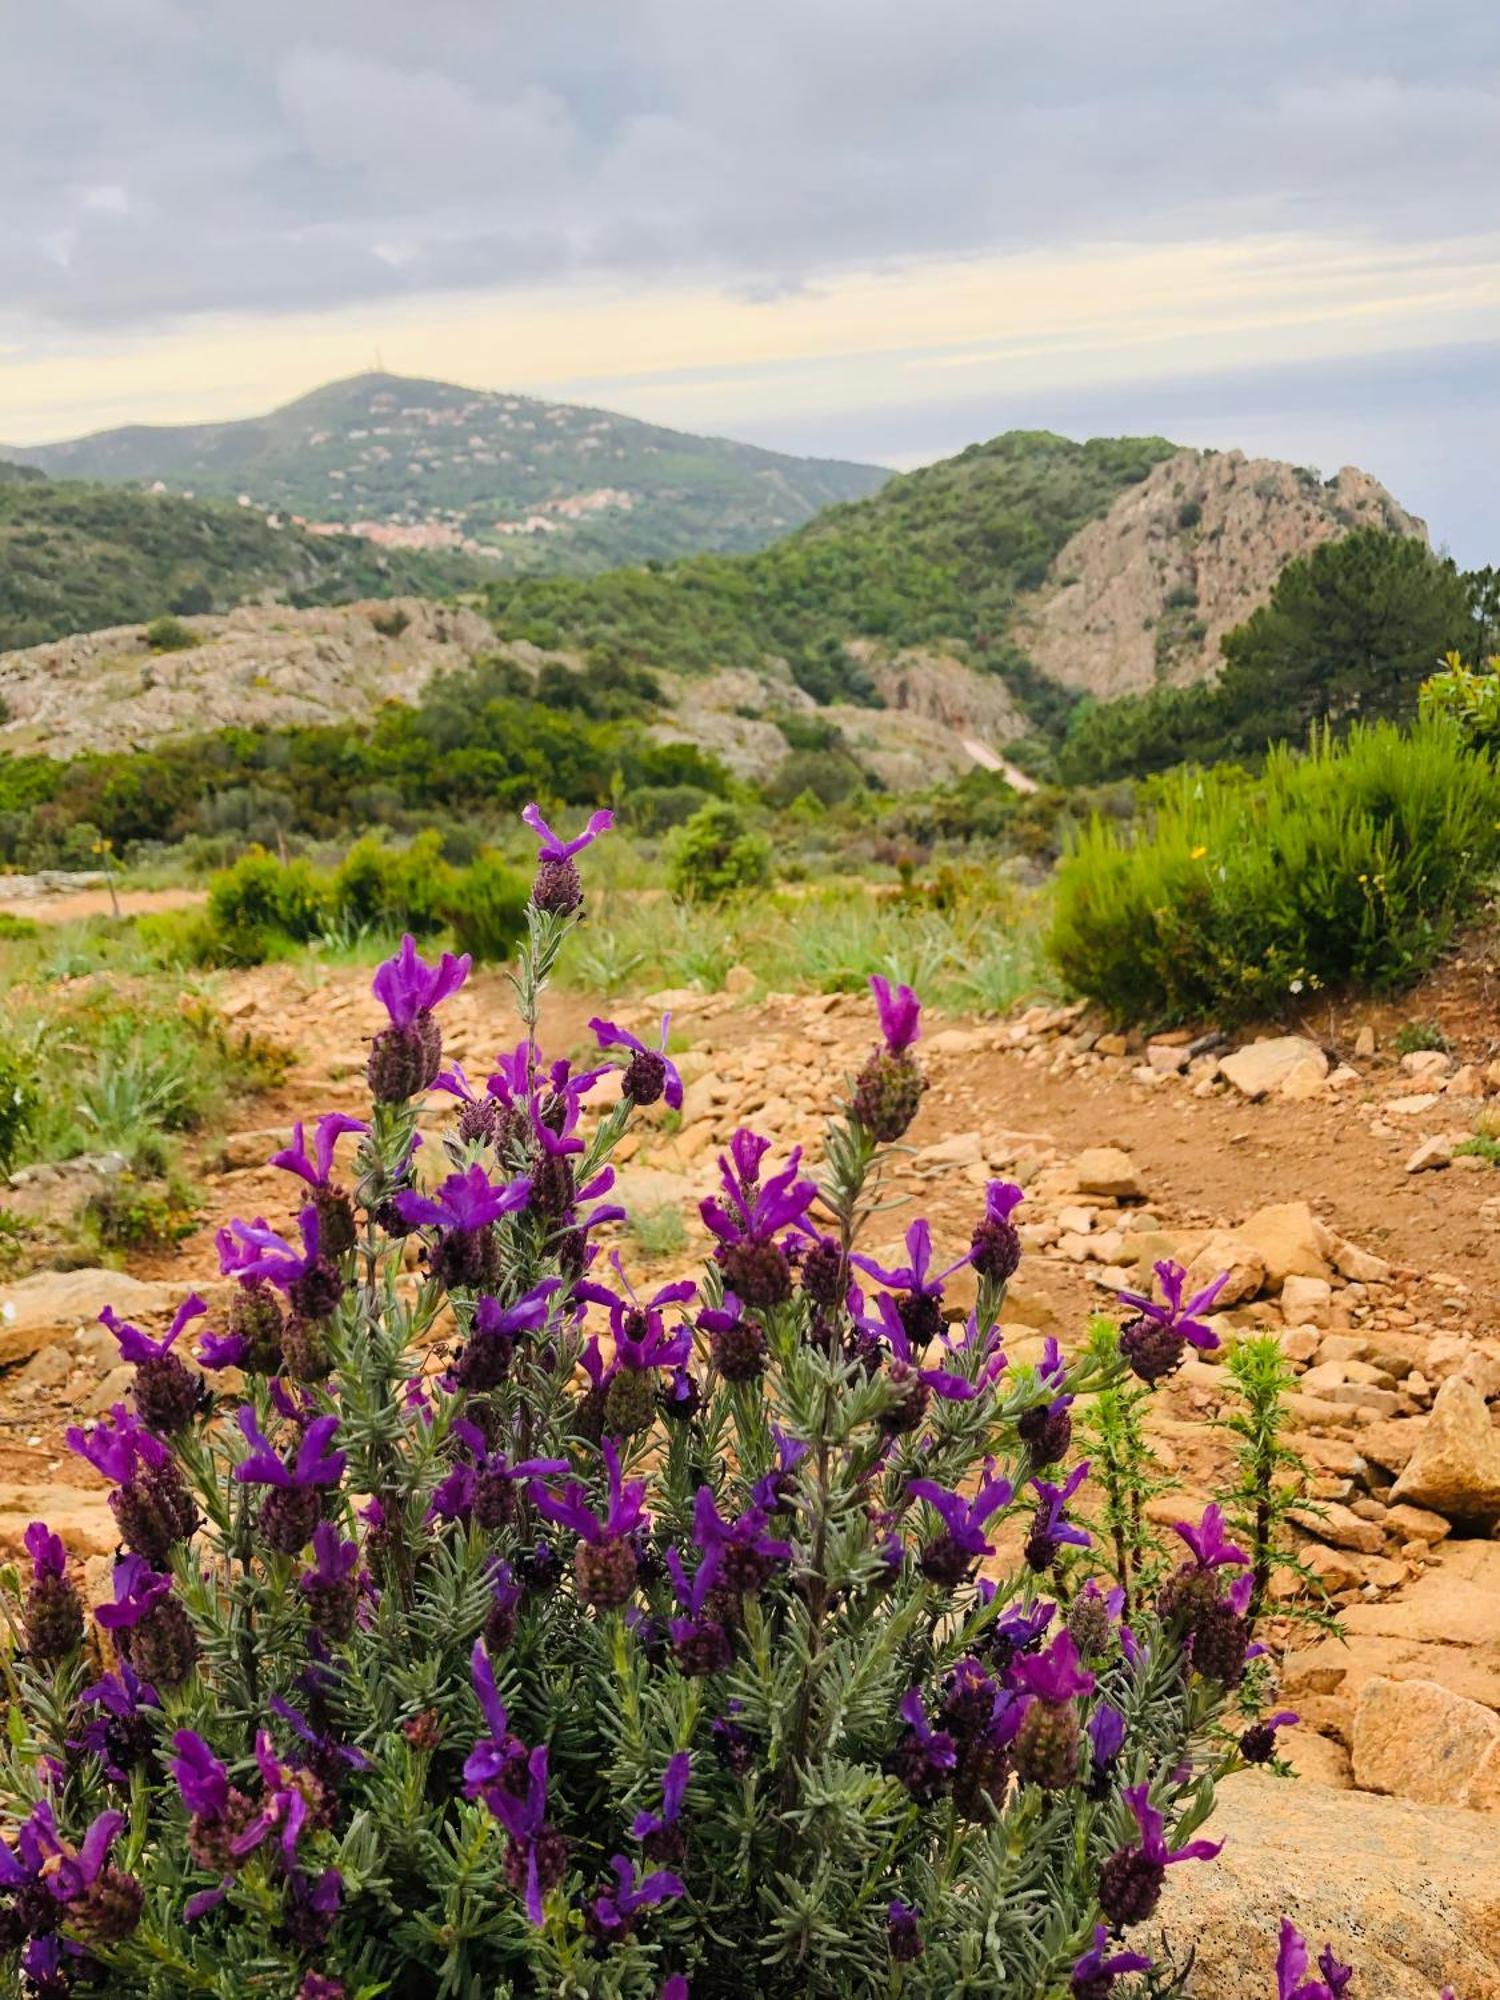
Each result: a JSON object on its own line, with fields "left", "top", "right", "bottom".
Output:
{"left": 3, "top": 1, "right": 1498, "bottom": 558}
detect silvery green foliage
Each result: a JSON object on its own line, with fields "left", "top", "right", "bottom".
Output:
{"left": 0, "top": 814, "right": 1250, "bottom": 2000}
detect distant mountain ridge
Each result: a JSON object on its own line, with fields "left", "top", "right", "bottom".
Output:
{"left": 3, "top": 372, "right": 891, "bottom": 572}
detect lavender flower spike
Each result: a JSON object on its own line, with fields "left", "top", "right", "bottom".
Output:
{"left": 522, "top": 802, "right": 614, "bottom": 861}
{"left": 170, "top": 1730, "right": 230, "bottom": 1819}
{"left": 100, "top": 1292, "right": 207, "bottom": 1365}
{"left": 1116, "top": 1258, "right": 1228, "bottom": 1383}
{"left": 590, "top": 1013, "right": 684, "bottom": 1110}
{"left": 270, "top": 1113, "right": 369, "bottom": 1188}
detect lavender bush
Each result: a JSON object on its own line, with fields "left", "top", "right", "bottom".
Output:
{"left": 2, "top": 806, "right": 1307, "bottom": 1999}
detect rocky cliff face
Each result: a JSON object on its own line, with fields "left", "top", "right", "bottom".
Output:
{"left": 1013, "top": 449, "right": 1426, "bottom": 701}
{"left": 0, "top": 599, "right": 495, "bottom": 757}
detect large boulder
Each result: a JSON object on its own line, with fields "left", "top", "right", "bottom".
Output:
{"left": 1390, "top": 1377, "right": 1500, "bottom": 1521}
{"left": 1352, "top": 1675, "right": 1500, "bottom": 1808}
{"left": 1164, "top": 1772, "right": 1500, "bottom": 1999}
{"left": 1219, "top": 1037, "right": 1328, "bottom": 1101}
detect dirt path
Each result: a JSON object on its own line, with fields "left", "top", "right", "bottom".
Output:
{"left": 0, "top": 885, "right": 205, "bottom": 924}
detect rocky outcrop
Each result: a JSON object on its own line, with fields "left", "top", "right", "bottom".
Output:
{"left": 1014, "top": 448, "right": 1426, "bottom": 700}
{"left": 1165, "top": 1772, "right": 1500, "bottom": 1999}
{"left": 0, "top": 598, "right": 495, "bottom": 756}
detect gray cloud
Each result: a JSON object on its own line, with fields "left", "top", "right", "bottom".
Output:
{"left": 3, "top": 0, "right": 1498, "bottom": 335}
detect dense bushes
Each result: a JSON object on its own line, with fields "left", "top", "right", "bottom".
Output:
{"left": 165, "top": 839, "right": 530, "bottom": 967}
{"left": 1050, "top": 721, "right": 1500, "bottom": 1024}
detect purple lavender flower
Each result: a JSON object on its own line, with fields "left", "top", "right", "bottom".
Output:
{"left": 590, "top": 1013, "right": 684, "bottom": 1110}
{"left": 490, "top": 1740, "right": 565, "bottom": 1926}
{"left": 587, "top": 1854, "right": 684, "bottom": 1941}
{"left": 631, "top": 1751, "right": 692, "bottom": 1864}
{"left": 749, "top": 1427, "right": 808, "bottom": 1515}
{"left": 663, "top": 1545, "right": 735, "bottom": 1677}
{"left": 870, "top": 975, "right": 921, "bottom": 1053}
{"left": 431, "top": 1424, "right": 566, "bottom": 1531}
{"left": 1240, "top": 1710, "right": 1299, "bottom": 1765}
{"left": 463, "top": 1641, "right": 528, "bottom": 1808}
{"left": 700, "top": 1134, "right": 818, "bottom": 1309}
{"left": 1071, "top": 1925, "right": 1152, "bottom": 1999}
{"left": 74, "top": 1662, "right": 160, "bottom": 1783}
{"left": 234, "top": 1409, "right": 346, "bottom": 1556}
{"left": 1010, "top": 1631, "right": 1096, "bottom": 1789}
{"left": 851, "top": 976, "right": 926, "bottom": 1140}
{"left": 970, "top": 1178, "right": 1025, "bottom": 1283}
{"left": 298, "top": 1521, "right": 362, "bottom": 1640}
{"left": 95, "top": 1556, "right": 197, "bottom": 1688}
{"left": 21, "top": 1521, "right": 83, "bottom": 1662}
{"left": 886, "top": 1899, "right": 923, "bottom": 1963}
{"left": 68, "top": 1404, "right": 199, "bottom": 1564}
{"left": 43, "top": 1809, "right": 142, "bottom": 1945}
{"left": 269, "top": 1114, "right": 369, "bottom": 1189}
{"left": 1276, "top": 1921, "right": 1353, "bottom": 2000}
{"left": 170, "top": 1731, "right": 231, "bottom": 1820}
{"left": 373, "top": 933, "right": 471, "bottom": 1030}
{"left": 220, "top": 1208, "right": 343, "bottom": 1322}
{"left": 1097, "top": 1783, "right": 1222, "bottom": 1927}
{"left": 534, "top": 1438, "right": 650, "bottom": 1610}
{"left": 892, "top": 1689, "right": 958, "bottom": 1802}
{"left": 1011, "top": 1630, "right": 1095, "bottom": 1706}
{"left": 99, "top": 1293, "right": 208, "bottom": 1433}
{"left": 1025, "top": 1462, "right": 1092, "bottom": 1573}
{"left": 367, "top": 934, "right": 470, "bottom": 1100}
{"left": 1171, "top": 1503, "right": 1250, "bottom": 1572}
{"left": 908, "top": 1464, "right": 1014, "bottom": 1586}
{"left": 522, "top": 801, "right": 613, "bottom": 915}
{"left": 457, "top": 1278, "right": 563, "bottom": 1390}
{"left": 691, "top": 1486, "right": 793, "bottom": 1601}
{"left": 1115, "top": 1260, "right": 1227, "bottom": 1384}
{"left": 394, "top": 1163, "right": 532, "bottom": 1233}
{"left": 851, "top": 1218, "right": 965, "bottom": 1348}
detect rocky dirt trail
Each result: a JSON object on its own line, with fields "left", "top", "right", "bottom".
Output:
{"left": 5, "top": 960, "right": 1500, "bottom": 1991}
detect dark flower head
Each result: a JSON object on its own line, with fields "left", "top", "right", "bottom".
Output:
{"left": 849, "top": 1287, "right": 978, "bottom": 1404}
{"left": 99, "top": 1292, "right": 207, "bottom": 1365}
{"left": 894, "top": 1689, "right": 958, "bottom": 1801}
{"left": 1026, "top": 1461, "right": 1093, "bottom": 1570}
{"left": 217, "top": 1208, "right": 328, "bottom": 1299}
{"left": 1240, "top": 1710, "right": 1299, "bottom": 1764}
{"left": 74, "top": 1661, "right": 160, "bottom": 1781}
{"left": 870, "top": 974, "right": 921, "bottom": 1053}
{"left": 887, "top": 1900, "right": 923, "bottom": 1963}
{"left": 690, "top": 1485, "right": 791, "bottom": 1597}
{"left": 1088, "top": 1701, "right": 1127, "bottom": 1774}
{"left": 269, "top": 1114, "right": 369, "bottom": 1189}
{"left": 591, "top": 1013, "right": 685, "bottom": 1110}
{"left": 372, "top": 934, "right": 470, "bottom": 1030}
{"left": 700, "top": 1137, "right": 818, "bottom": 1250}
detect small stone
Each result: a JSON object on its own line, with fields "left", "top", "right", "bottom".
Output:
{"left": 1405, "top": 1136, "right": 1453, "bottom": 1173}
{"left": 1279, "top": 1058, "right": 1332, "bottom": 1102}
{"left": 1281, "top": 1274, "right": 1333, "bottom": 1327}
{"left": 1388, "top": 1094, "right": 1442, "bottom": 1116}
{"left": 1449, "top": 1064, "right": 1485, "bottom": 1098}
{"left": 722, "top": 964, "right": 756, "bottom": 997}
{"left": 1236, "top": 1202, "right": 1332, "bottom": 1290}
{"left": 1219, "top": 1036, "right": 1328, "bottom": 1101}
{"left": 1095, "top": 1034, "right": 1129, "bottom": 1059}
{"left": 1401, "top": 1050, "right": 1452, "bottom": 1078}
{"left": 1073, "top": 1146, "right": 1143, "bottom": 1199}
{"left": 1354, "top": 1025, "right": 1377, "bottom": 1058}
{"left": 1384, "top": 1502, "right": 1451, "bottom": 1545}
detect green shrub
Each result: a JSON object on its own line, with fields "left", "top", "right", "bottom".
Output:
{"left": 667, "top": 800, "right": 773, "bottom": 900}
{"left": 1049, "top": 721, "right": 1500, "bottom": 1024}
{"left": 0, "top": 1038, "right": 36, "bottom": 1176}
{"left": 440, "top": 850, "right": 529, "bottom": 963}
{"left": 1391, "top": 1019, "right": 1450, "bottom": 1055}
{"left": 1419, "top": 652, "right": 1500, "bottom": 754}
{"left": 333, "top": 832, "right": 453, "bottom": 937}
{"left": 143, "top": 614, "right": 199, "bottom": 652}
{"left": 207, "top": 847, "right": 331, "bottom": 961}
{"left": 82, "top": 1167, "right": 198, "bottom": 1252}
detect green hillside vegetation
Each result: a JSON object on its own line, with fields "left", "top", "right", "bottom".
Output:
{"left": 0, "top": 467, "right": 487, "bottom": 651}
{"left": 1059, "top": 529, "right": 1481, "bottom": 783}
{"left": 6, "top": 372, "right": 890, "bottom": 571}
{"left": 486, "top": 430, "right": 1178, "bottom": 716}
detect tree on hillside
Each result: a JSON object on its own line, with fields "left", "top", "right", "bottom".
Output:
{"left": 1216, "top": 527, "right": 1471, "bottom": 744}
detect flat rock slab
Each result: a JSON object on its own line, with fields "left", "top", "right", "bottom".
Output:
{"left": 1166, "top": 1772, "right": 1500, "bottom": 1998}
{"left": 1219, "top": 1037, "right": 1328, "bottom": 1100}
{"left": 0, "top": 1268, "right": 180, "bottom": 1366}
